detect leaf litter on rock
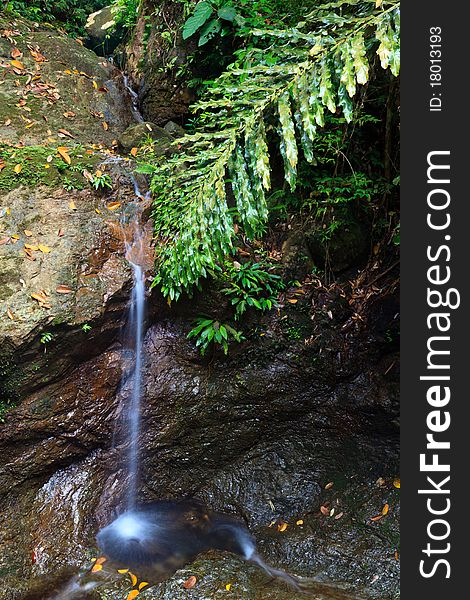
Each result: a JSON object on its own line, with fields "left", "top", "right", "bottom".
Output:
{"left": 183, "top": 575, "right": 197, "bottom": 589}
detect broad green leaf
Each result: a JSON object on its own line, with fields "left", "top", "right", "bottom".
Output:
{"left": 198, "top": 18, "right": 222, "bottom": 46}
{"left": 182, "top": 1, "right": 213, "bottom": 40}
{"left": 218, "top": 6, "right": 237, "bottom": 22}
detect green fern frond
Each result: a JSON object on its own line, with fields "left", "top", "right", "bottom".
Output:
{"left": 149, "top": 1, "right": 400, "bottom": 300}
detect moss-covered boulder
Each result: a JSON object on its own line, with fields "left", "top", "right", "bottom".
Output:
{"left": 85, "top": 5, "right": 123, "bottom": 56}
{"left": 0, "top": 15, "right": 134, "bottom": 147}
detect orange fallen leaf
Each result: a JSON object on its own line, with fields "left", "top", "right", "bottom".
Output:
{"left": 29, "top": 48, "right": 46, "bottom": 62}
{"left": 138, "top": 582, "right": 149, "bottom": 591}
{"left": 296, "top": 519, "right": 304, "bottom": 526}
{"left": 334, "top": 511, "right": 344, "bottom": 520}
{"left": 183, "top": 575, "right": 197, "bottom": 589}
{"left": 382, "top": 503, "right": 389, "bottom": 516}
{"left": 278, "top": 522, "right": 288, "bottom": 532}
{"left": 126, "top": 591, "right": 139, "bottom": 600}
{"left": 393, "top": 478, "right": 400, "bottom": 489}
{"left": 107, "top": 202, "right": 121, "bottom": 211}
{"left": 130, "top": 147, "right": 138, "bottom": 157}
{"left": 0, "top": 160, "right": 6, "bottom": 171}
{"left": 69, "top": 200, "right": 77, "bottom": 210}
{"left": 287, "top": 298, "right": 298, "bottom": 304}
{"left": 128, "top": 572, "right": 137, "bottom": 587}
{"left": 11, "top": 234, "right": 20, "bottom": 239}
{"left": 38, "top": 244, "right": 51, "bottom": 254}
{"left": 117, "top": 569, "right": 129, "bottom": 574}
{"left": 24, "top": 229, "right": 33, "bottom": 237}
{"left": 92, "top": 80, "right": 98, "bottom": 90}
{"left": 7, "top": 307, "right": 15, "bottom": 320}
{"left": 10, "top": 59, "right": 25, "bottom": 70}
{"left": 325, "top": 482, "right": 334, "bottom": 490}
{"left": 320, "top": 505, "right": 329, "bottom": 516}
{"left": 91, "top": 563, "right": 103, "bottom": 573}
{"left": 102, "top": 121, "right": 109, "bottom": 131}
{"left": 57, "top": 146, "right": 71, "bottom": 165}
{"left": 58, "top": 229, "right": 65, "bottom": 237}
{"left": 11, "top": 47, "right": 22, "bottom": 59}
{"left": 370, "top": 515, "right": 382, "bottom": 522}
{"left": 24, "top": 244, "right": 39, "bottom": 251}
{"left": 225, "top": 583, "right": 232, "bottom": 591}
{"left": 56, "top": 285, "right": 73, "bottom": 294}
{"left": 14, "top": 163, "right": 22, "bottom": 174}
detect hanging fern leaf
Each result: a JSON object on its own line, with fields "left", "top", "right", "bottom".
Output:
{"left": 277, "top": 93, "right": 298, "bottom": 190}
{"left": 148, "top": 1, "right": 400, "bottom": 299}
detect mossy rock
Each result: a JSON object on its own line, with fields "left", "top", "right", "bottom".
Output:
{"left": 85, "top": 5, "right": 123, "bottom": 56}
{"left": 0, "top": 19, "right": 134, "bottom": 147}
{"left": 118, "top": 122, "right": 173, "bottom": 153}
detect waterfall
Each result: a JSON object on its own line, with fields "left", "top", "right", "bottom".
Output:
{"left": 125, "top": 260, "right": 145, "bottom": 509}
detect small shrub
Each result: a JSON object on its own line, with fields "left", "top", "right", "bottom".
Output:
{"left": 188, "top": 317, "right": 244, "bottom": 355}
{"left": 220, "top": 260, "right": 284, "bottom": 320}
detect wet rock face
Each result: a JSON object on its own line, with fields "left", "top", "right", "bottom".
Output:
{"left": 0, "top": 181, "right": 134, "bottom": 405}
{"left": 0, "top": 288, "right": 399, "bottom": 599}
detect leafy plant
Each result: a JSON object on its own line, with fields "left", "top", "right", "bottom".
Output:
{"left": 187, "top": 317, "right": 244, "bottom": 355}
{"left": 111, "top": 0, "right": 141, "bottom": 30}
{"left": 90, "top": 170, "right": 113, "bottom": 190}
{"left": 148, "top": 1, "right": 400, "bottom": 300}
{"left": 182, "top": 1, "right": 240, "bottom": 46}
{"left": 220, "top": 261, "right": 284, "bottom": 319}
{"left": 40, "top": 332, "right": 53, "bottom": 344}
{"left": 82, "top": 323, "right": 92, "bottom": 332}
{"left": 40, "top": 332, "right": 53, "bottom": 352}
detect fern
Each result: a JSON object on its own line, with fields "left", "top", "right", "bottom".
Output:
{"left": 148, "top": 0, "right": 400, "bottom": 300}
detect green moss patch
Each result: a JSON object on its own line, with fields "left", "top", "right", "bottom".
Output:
{"left": 0, "top": 144, "right": 100, "bottom": 191}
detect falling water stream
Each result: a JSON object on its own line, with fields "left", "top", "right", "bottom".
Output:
{"left": 124, "top": 246, "right": 145, "bottom": 509}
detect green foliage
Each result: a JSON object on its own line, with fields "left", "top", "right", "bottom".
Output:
{"left": 0, "top": 144, "right": 99, "bottom": 191}
{"left": 111, "top": 0, "right": 141, "bottom": 30}
{"left": 82, "top": 323, "right": 92, "bottom": 332}
{"left": 187, "top": 317, "right": 244, "bottom": 355}
{"left": 181, "top": 0, "right": 325, "bottom": 47}
{"left": 63, "top": 176, "right": 84, "bottom": 191}
{"left": 5, "top": 0, "right": 107, "bottom": 35}
{"left": 90, "top": 171, "right": 113, "bottom": 190}
{"left": 220, "top": 261, "right": 284, "bottom": 319}
{"left": 148, "top": 1, "right": 400, "bottom": 300}
{"left": 40, "top": 332, "right": 53, "bottom": 345}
